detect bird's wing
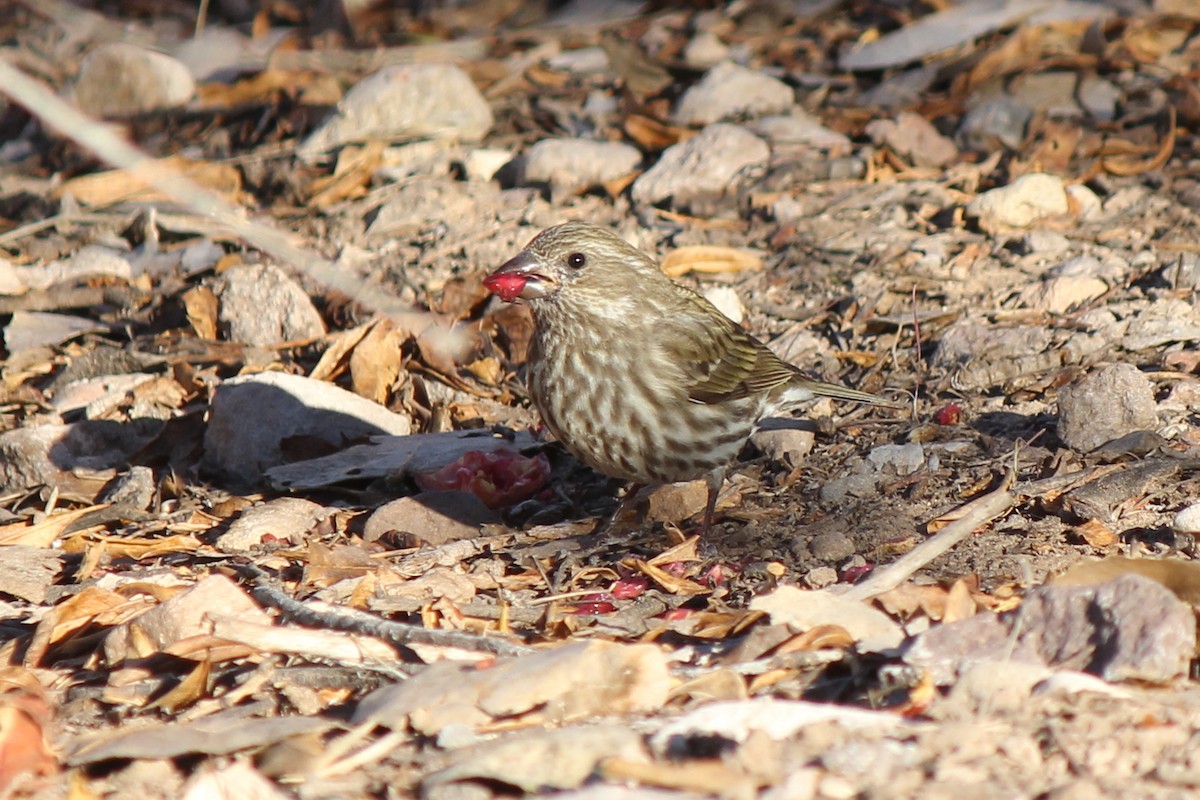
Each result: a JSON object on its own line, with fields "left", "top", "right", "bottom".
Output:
{"left": 659, "top": 296, "right": 796, "bottom": 405}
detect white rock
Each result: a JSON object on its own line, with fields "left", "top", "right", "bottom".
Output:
{"left": 967, "top": 173, "right": 1070, "bottom": 232}
{"left": 683, "top": 32, "right": 729, "bottom": 68}
{"left": 203, "top": 371, "right": 412, "bottom": 487}
{"left": 463, "top": 148, "right": 513, "bottom": 182}
{"left": 298, "top": 64, "right": 493, "bottom": 160}
{"left": 632, "top": 124, "right": 769, "bottom": 207}
{"left": 73, "top": 43, "right": 195, "bottom": 118}
{"left": 674, "top": 62, "right": 794, "bottom": 126}
{"left": 1173, "top": 502, "right": 1200, "bottom": 534}
{"left": 1067, "top": 183, "right": 1102, "bottom": 219}
{"left": 523, "top": 138, "right": 641, "bottom": 195}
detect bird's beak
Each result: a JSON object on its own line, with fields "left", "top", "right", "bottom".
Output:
{"left": 484, "top": 251, "right": 554, "bottom": 302}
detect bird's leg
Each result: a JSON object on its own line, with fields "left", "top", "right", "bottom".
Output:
{"left": 597, "top": 482, "right": 647, "bottom": 536}
{"left": 699, "top": 467, "right": 726, "bottom": 536}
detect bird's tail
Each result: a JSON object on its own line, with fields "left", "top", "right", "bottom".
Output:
{"left": 786, "top": 375, "right": 903, "bottom": 408}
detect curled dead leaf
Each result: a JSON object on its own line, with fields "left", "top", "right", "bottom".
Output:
{"left": 660, "top": 246, "right": 763, "bottom": 278}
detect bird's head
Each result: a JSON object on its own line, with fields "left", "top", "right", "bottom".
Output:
{"left": 484, "top": 222, "right": 663, "bottom": 309}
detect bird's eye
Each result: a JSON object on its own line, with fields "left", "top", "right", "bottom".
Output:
{"left": 566, "top": 252, "right": 587, "bottom": 269}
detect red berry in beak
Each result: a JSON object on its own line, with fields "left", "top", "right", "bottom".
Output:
{"left": 484, "top": 272, "right": 529, "bottom": 302}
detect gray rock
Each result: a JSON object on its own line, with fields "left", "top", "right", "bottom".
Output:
{"left": 298, "top": 64, "right": 493, "bottom": 160}
{"left": 1009, "top": 71, "right": 1082, "bottom": 117}
{"left": 364, "top": 491, "right": 499, "bottom": 547}
{"left": 750, "top": 418, "right": 814, "bottom": 468}
{"left": 73, "top": 43, "right": 195, "bottom": 118}
{"left": 216, "top": 497, "right": 332, "bottom": 553}
{"left": 809, "top": 531, "right": 855, "bottom": 562}
{"left": 1022, "top": 230, "right": 1071, "bottom": 256}
{"left": 1078, "top": 76, "right": 1121, "bottom": 121}
{"left": 906, "top": 574, "right": 1194, "bottom": 684}
{"left": 750, "top": 112, "right": 851, "bottom": 151}
{"left": 673, "top": 62, "right": 794, "bottom": 126}
{"left": 523, "top": 138, "right": 641, "bottom": 196}
{"left": 866, "top": 443, "right": 925, "bottom": 476}
{"left": 959, "top": 95, "right": 1033, "bottom": 151}
{"left": 203, "top": 371, "right": 412, "bottom": 487}
{"left": 859, "top": 65, "right": 939, "bottom": 109}
{"left": 818, "top": 471, "right": 878, "bottom": 504}
{"left": 0, "top": 419, "right": 163, "bottom": 499}
{"left": 804, "top": 566, "right": 839, "bottom": 589}
{"left": 1, "top": 546, "right": 65, "bottom": 604}
{"left": 865, "top": 111, "right": 958, "bottom": 168}
{"left": 213, "top": 263, "right": 326, "bottom": 346}
{"left": 1057, "top": 363, "right": 1157, "bottom": 452}
{"left": 631, "top": 124, "right": 768, "bottom": 208}
{"left": 1123, "top": 298, "right": 1200, "bottom": 350}
{"left": 98, "top": 465, "right": 157, "bottom": 511}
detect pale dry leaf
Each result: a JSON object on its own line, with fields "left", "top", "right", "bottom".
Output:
{"left": 660, "top": 245, "right": 763, "bottom": 278}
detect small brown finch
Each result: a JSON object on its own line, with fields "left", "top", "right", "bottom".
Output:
{"left": 484, "top": 222, "right": 890, "bottom": 534}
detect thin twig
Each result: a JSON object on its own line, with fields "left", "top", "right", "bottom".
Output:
{"left": 235, "top": 563, "right": 535, "bottom": 659}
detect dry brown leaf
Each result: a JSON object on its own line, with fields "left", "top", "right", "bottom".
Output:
{"left": 462, "top": 356, "right": 502, "bottom": 386}
{"left": 0, "top": 505, "right": 111, "bottom": 548}
{"left": 1120, "top": 19, "right": 1192, "bottom": 63}
{"left": 1021, "top": 118, "right": 1083, "bottom": 176}
{"left": 146, "top": 657, "right": 211, "bottom": 713}
{"left": 0, "top": 667, "right": 58, "bottom": 789}
{"left": 835, "top": 350, "right": 881, "bottom": 368}
{"left": 182, "top": 285, "right": 219, "bottom": 340}
{"left": 309, "top": 322, "right": 374, "bottom": 382}
{"left": 308, "top": 141, "right": 386, "bottom": 208}
{"left": 942, "top": 578, "right": 976, "bottom": 623}
{"left": 61, "top": 533, "right": 202, "bottom": 560}
{"left": 646, "top": 535, "right": 702, "bottom": 566}
{"left": 627, "top": 559, "right": 710, "bottom": 596}
{"left": 960, "top": 23, "right": 1087, "bottom": 94}
{"left": 24, "top": 586, "right": 140, "bottom": 667}
{"left": 781, "top": 623, "right": 855, "bottom": 652}
{"left": 623, "top": 114, "right": 688, "bottom": 151}
{"left": 195, "top": 69, "right": 323, "bottom": 107}
{"left": 525, "top": 64, "right": 570, "bottom": 87}
{"left": 56, "top": 156, "right": 243, "bottom": 208}
{"left": 303, "top": 542, "right": 377, "bottom": 589}
{"left": 660, "top": 245, "right": 763, "bottom": 278}
{"left": 358, "top": 640, "right": 670, "bottom": 735}
{"left": 349, "top": 318, "right": 407, "bottom": 403}
{"left": 1074, "top": 518, "right": 1118, "bottom": 548}
{"left": 874, "top": 583, "right": 952, "bottom": 621}
{"left": 1101, "top": 107, "right": 1176, "bottom": 176}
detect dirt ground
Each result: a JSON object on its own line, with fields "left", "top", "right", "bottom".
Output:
{"left": 3, "top": 1, "right": 1200, "bottom": 798}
